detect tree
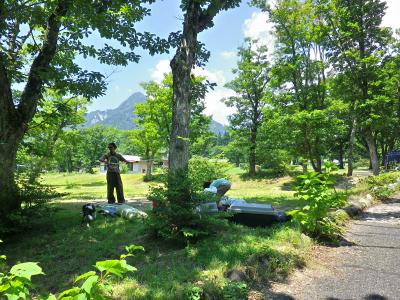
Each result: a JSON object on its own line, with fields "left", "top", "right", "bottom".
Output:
{"left": 0, "top": 0, "right": 167, "bottom": 213}
{"left": 224, "top": 40, "right": 270, "bottom": 176}
{"left": 18, "top": 91, "right": 88, "bottom": 182}
{"left": 168, "top": 0, "right": 241, "bottom": 202}
{"left": 131, "top": 125, "right": 162, "bottom": 177}
{"left": 320, "top": 0, "right": 392, "bottom": 175}
{"left": 263, "top": 0, "right": 337, "bottom": 172}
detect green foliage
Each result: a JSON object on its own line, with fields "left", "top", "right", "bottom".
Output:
{"left": 0, "top": 178, "right": 64, "bottom": 237}
{"left": 0, "top": 242, "right": 143, "bottom": 300}
{"left": 222, "top": 281, "right": 249, "bottom": 300}
{"left": 259, "top": 149, "right": 291, "bottom": 177}
{"left": 224, "top": 40, "right": 271, "bottom": 176}
{"left": 288, "top": 162, "right": 347, "bottom": 239}
{"left": 189, "top": 156, "right": 232, "bottom": 192}
{"left": 146, "top": 160, "right": 230, "bottom": 244}
{"left": 187, "top": 285, "right": 203, "bottom": 300}
{"left": 366, "top": 172, "right": 400, "bottom": 200}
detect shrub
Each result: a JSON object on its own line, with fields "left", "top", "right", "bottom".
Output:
{"left": 366, "top": 171, "right": 400, "bottom": 200}
{"left": 259, "top": 149, "right": 291, "bottom": 176}
{"left": 189, "top": 155, "right": 232, "bottom": 192}
{"left": 0, "top": 179, "right": 65, "bottom": 238}
{"left": 288, "top": 162, "right": 347, "bottom": 239}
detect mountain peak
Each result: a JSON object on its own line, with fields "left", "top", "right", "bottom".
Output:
{"left": 83, "top": 91, "right": 226, "bottom": 134}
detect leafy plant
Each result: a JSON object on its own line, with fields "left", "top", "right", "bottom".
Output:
{"left": 187, "top": 285, "right": 203, "bottom": 300}
{"left": 222, "top": 281, "right": 249, "bottom": 300}
{"left": 288, "top": 162, "right": 347, "bottom": 239}
{"left": 189, "top": 156, "right": 232, "bottom": 192}
{"left": 366, "top": 171, "right": 400, "bottom": 200}
{"left": 0, "top": 242, "right": 143, "bottom": 300}
{"left": 0, "top": 248, "right": 44, "bottom": 300}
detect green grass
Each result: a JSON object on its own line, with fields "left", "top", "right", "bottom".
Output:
{"left": 1, "top": 202, "right": 312, "bottom": 299}
{"left": 1, "top": 171, "right": 311, "bottom": 299}
{"left": 40, "top": 172, "right": 301, "bottom": 210}
{"left": 41, "top": 172, "right": 150, "bottom": 200}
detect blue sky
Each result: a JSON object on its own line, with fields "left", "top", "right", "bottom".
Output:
{"left": 86, "top": 0, "right": 400, "bottom": 125}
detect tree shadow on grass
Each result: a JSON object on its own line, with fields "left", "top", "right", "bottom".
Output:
{"left": 2, "top": 202, "right": 306, "bottom": 299}
{"left": 2, "top": 202, "right": 149, "bottom": 294}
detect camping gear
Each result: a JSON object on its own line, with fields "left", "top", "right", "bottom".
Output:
{"left": 97, "top": 203, "right": 148, "bottom": 220}
{"left": 227, "top": 202, "right": 287, "bottom": 227}
{"left": 195, "top": 202, "right": 219, "bottom": 214}
{"left": 81, "top": 203, "right": 96, "bottom": 225}
{"left": 210, "top": 178, "right": 231, "bottom": 197}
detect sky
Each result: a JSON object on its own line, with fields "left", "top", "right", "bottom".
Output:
{"left": 86, "top": 0, "right": 400, "bottom": 125}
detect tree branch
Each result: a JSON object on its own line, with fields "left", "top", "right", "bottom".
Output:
{"left": 198, "top": 0, "right": 238, "bottom": 33}
{"left": 0, "top": 54, "right": 16, "bottom": 129}
{"left": 17, "top": 0, "right": 70, "bottom": 128}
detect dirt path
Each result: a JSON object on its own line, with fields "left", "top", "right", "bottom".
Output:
{"left": 266, "top": 197, "right": 400, "bottom": 300}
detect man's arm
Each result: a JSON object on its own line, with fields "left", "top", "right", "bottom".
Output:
{"left": 118, "top": 154, "right": 129, "bottom": 163}
{"left": 99, "top": 154, "right": 108, "bottom": 162}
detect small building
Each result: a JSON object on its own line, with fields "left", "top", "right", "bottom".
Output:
{"left": 100, "top": 155, "right": 153, "bottom": 174}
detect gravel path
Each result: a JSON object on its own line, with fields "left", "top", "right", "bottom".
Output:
{"left": 267, "top": 197, "right": 400, "bottom": 300}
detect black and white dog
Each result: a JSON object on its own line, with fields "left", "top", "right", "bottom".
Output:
{"left": 81, "top": 203, "right": 96, "bottom": 225}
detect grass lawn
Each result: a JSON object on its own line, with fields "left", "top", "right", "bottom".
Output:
{"left": 40, "top": 171, "right": 300, "bottom": 209}
{"left": 1, "top": 171, "right": 313, "bottom": 299}
{"left": 2, "top": 203, "right": 312, "bottom": 299}
{"left": 41, "top": 172, "right": 150, "bottom": 200}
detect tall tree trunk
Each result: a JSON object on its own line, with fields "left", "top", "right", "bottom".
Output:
{"left": 365, "top": 129, "right": 380, "bottom": 175}
{"left": 168, "top": 2, "right": 199, "bottom": 203}
{"left": 0, "top": 0, "right": 69, "bottom": 215}
{"left": 0, "top": 131, "right": 24, "bottom": 215}
{"left": 316, "top": 156, "right": 322, "bottom": 172}
{"left": 347, "top": 116, "right": 357, "bottom": 176}
{"left": 248, "top": 128, "right": 257, "bottom": 176}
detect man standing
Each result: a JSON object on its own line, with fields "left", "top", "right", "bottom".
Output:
{"left": 99, "top": 143, "right": 129, "bottom": 204}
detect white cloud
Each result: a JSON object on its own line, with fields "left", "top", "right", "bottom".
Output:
{"left": 383, "top": 0, "right": 400, "bottom": 30}
{"left": 192, "top": 67, "right": 226, "bottom": 86}
{"left": 220, "top": 51, "right": 236, "bottom": 59}
{"left": 150, "top": 60, "right": 234, "bottom": 124}
{"left": 204, "top": 88, "right": 236, "bottom": 125}
{"left": 242, "top": 11, "right": 275, "bottom": 55}
{"left": 150, "top": 59, "right": 171, "bottom": 83}
{"left": 150, "top": 59, "right": 226, "bottom": 86}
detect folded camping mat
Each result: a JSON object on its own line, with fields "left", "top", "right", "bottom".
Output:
{"left": 97, "top": 203, "right": 148, "bottom": 220}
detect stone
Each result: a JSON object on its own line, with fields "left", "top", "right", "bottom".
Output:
{"left": 225, "top": 269, "right": 249, "bottom": 282}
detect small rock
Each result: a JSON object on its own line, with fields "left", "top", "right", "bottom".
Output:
{"left": 225, "top": 269, "right": 248, "bottom": 282}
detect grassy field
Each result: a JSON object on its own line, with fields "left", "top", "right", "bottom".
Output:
{"left": 40, "top": 170, "right": 300, "bottom": 208}
{"left": 0, "top": 170, "right": 314, "bottom": 299}
{"left": 2, "top": 202, "right": 312, "bottom": 299}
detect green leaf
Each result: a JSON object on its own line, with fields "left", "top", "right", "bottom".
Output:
{"left": 125, "top": 245, "right": 145, "bottom": 253}
{"left": 74, "top": 271, "right": 96, "bottom": 284}
{"left": 58, "top": 287, "right": 81, "bottom": 298}
{"left": 95, "top": 260, "right": 125, "bottom": 278}
{"left": 120, "top": 253, "right": 134, "bottom": 260}
{"left": 120, "top": 260, "right": 137, "bottom": 273}
{"left": 9, "top": 262, "right": 44, "bottom": 280}
{"left": 81, "top": 275, "right": 99, "bottom": 294}
{"left": 38, "top": 293, "right": 57, "bottom": 300}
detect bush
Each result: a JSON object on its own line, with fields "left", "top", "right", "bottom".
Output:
{"left": 366, "top": 171, "right": 400, "bottom": 200}
{"left": 260, "top": 149, "right": 291, "bottom": 176}
{"left": 0, "top": 179, "right": 65, "bottom": 238}
{"left": 288, "top": 162, "right": 347, "bottom": 239}
{"left": 146, "top": 165, "right": 229, "bottom": 245}
{"left": 189, "top": 156, "right": 232, "bottom": 192}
